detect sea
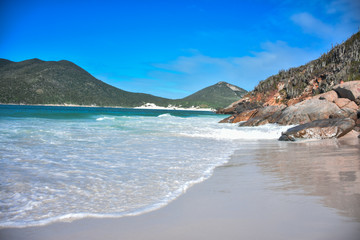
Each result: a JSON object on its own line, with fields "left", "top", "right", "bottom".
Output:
{"left": 0, "top": 105, "right": 290, "bottom": 228}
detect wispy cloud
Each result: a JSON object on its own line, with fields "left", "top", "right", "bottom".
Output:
{"left": 291, "top": 0, "right": 360, "bottom": 43}
{"left": 147, "top": 42, "right": 320, "bottom": 98}
{"left": 291, "top": 12, "right": 333, "bottom": 38}
{"left": 325, "top": 0, "right": 360, "bottom": 21}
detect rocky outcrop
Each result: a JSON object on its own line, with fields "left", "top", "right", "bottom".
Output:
{"left": 216, "top": 99, "right": 262, "bottom": 115}
{"left": 218, "top": 31, "right": 360, "bottom": 112}
{"left": 275, "top": 99, "right": 341, "bottom": 125}
{"left": 218, "top": 32, "right": 360, "bottom": 140}
{"left": 218, "top": 108, "right": 259, "bottom": 123}
{"left": 279, "top": 118, "right": 355, "bottom": 141}
{"left": 219, "top": 81, "right": 360, "bottom": 140}
{"left": 239, "top": 105, "right": 285, "bottom": 126}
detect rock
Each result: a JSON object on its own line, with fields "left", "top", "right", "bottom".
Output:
{"left": 279, "top": 118, "right": 355, "bottom": 141}
{"left": 356, "top": 118, "right": 360, "bottom": 126}
{"left": 239, "top": 105, "right": 285, "bottom": 126}
{"left": 219, "top": 115, "right": 235, "bottom": 123}
{"left": 355, "top": 118, "right": 360, "bottom": 132}
{"left": 333, "top": 108, "right": 358, "bottom": 121}
{"left": 275, "top": 99, "right": 341, "bottom": 125}
{"left": 216, "top": 106, "right": 235, "bottom": 114}
{"left": 334, "top": 98, "right": 359, "bottom": 110}
{"left": 313, "top": 90, "right": 339, "bottom": 102}
{"left": 216, "top": 100, "right": 262, "bottom": 115}
{"left": 234, "top": 101, "right": 262, "bottom": 114}
{"left": 232, "top": 109, "right": 258, "bottom": 123}
{"left": 333, "top": 80, "right": 360, "bottom": 104}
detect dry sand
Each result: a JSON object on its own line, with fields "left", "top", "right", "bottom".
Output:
{"left": 1, "top": 133, "right": 360, "bottom": 240}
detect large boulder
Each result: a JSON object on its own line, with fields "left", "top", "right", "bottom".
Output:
{"left": 232, "top": 109, "right": 258, "bottom": 123}
{"left": 313, "top": 90, "right": 339, "bottom": 102}
{"left": 333, "top": 80, "right": 360, "bottom": 104}
{"left": 239, "top": 105, "right": 285, "bottom": 126}
{"left": 216, "top": 100, "right": 262, "bottom": 115}
{"left": 275, "top": 99, "right": 341, "bottom": 125}
{"left": 234, "top": 101, "right": 262, "bottom": 114}
{"left": 279, "top": 118, "right": 355, "bottom": 141}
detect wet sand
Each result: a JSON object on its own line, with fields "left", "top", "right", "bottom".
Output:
{"left": 1, "top": 133, "right": 360, "bottom": 240}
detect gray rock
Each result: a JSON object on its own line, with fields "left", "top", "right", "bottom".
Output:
{"left": 279, "top": 118, "right": 355, "bottom": 141}
{"left": 276, "top": 99, "right": 341, "bottom": 125}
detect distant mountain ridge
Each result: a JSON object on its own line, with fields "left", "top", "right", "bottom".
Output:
{"left": 0, "top": 58, "right": 247, "bottom": 109}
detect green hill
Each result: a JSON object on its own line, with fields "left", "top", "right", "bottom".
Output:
{"left": 173, "top": 82, "right": 247, "bottom": 109}
{"left": 0, "top": 58, "right": 246, "bottom": 109}
{"left": 0, "top": 58, "right": 169, "bottom": 107}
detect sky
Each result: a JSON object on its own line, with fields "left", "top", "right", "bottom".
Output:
{"left": 1, "top": 0, "right": 360, "bottom": 99}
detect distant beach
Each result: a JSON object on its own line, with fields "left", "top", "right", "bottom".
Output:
{"left": 0, "top": 103, "right": 215, "bottom": 112}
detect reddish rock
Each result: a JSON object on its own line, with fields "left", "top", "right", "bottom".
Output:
{"left": 279, "top": 118, "right": 355, "bottom": 141}
{"left": 239, "top": 105, "right": 285, "bottom": 126}
{"left": 287, "top": 98, "right": 301, "bottom": 106}
{"left": 219, "top": 115, "right": 235, "bottom": 123}
{"left": 216, "top": 106, "right": 235, "bottom": 114}
{"left": 313, "top": 90, "right": 339, "bottom": 102}
{"left": 334, "top": 98, "right": 359, "bottom": 110}
{"left": 232, "top": 109, "right": 258, "bottom": 123}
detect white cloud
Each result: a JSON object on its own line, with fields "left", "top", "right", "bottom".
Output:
{"left": 148, "top": 42, "right": 320, "bottom": 97}
{"left": 291, "top": 12, "right": 333, "bottom": 38}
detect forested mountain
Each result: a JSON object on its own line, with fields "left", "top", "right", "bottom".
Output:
{"left": 0, "top": 58, "right": 246, "bottom": 109}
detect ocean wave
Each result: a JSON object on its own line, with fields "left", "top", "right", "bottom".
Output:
{"left": 180, "top": 124, "right": 292, "bottom": 140}
{"left": 157, "top": 113, "right": 176, "bottom": 118}
{"left": 96, "top": 116, "right": 116, "bottom": 121}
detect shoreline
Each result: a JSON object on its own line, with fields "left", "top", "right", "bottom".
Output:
{"left": 0, "top": 103, "right": 215, "bottom": 112}
{"left": 2, "top": 135, "right": 359, "bottom": 240}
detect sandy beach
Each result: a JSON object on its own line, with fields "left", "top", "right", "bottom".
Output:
{"left": 1, "top": 133, "right": 360, "bottom": 240}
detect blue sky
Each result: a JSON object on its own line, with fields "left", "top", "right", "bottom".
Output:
{"left": 1, "top": 0, "right": 359, "bottom": 99}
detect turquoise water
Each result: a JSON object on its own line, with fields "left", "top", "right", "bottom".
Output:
{"left": 0, "top": 105, "right": 289, "bottom": 227}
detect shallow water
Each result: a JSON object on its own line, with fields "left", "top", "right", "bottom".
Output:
{"left": 0, "top": 105, "right": 290, "bottom": 227}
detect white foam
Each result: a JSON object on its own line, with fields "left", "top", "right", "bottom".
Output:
{"left": 0, "top": 111, "right": 285, "bottom": 228}
{"left": 181, "top": 124, "right": 292, "bottom": 140}
{"left": 157, "top": 113, "right": 173, "bottom": 118}
{"left": 96, "top": 116, "right": 115, "bottom": 121}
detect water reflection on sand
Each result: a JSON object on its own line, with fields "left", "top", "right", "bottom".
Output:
{"left": 253, "top": 132, "right": 360, "bottom": 221}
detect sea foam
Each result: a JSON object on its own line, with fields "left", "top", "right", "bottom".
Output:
{"left": 0, "top": 106, "right": 287, "bottom": 228}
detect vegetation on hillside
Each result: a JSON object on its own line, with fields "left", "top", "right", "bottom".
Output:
{"left": 0, "top": 59, "right": 246, "bottom": 109}
{"left": 173, "top": 82, "right": 247, "bottom": 109}
{"left": 247, "top": 31, "right": 360, "bottom": 105}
